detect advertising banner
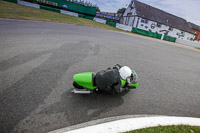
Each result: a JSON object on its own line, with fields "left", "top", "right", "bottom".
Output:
{"left": 116, "top": 23, "right": 132, "bottom": 32}
{"left": 93, "top": 17, "right": 106, "bottom": 24}
{"left": 60, "top": 10, "right": 78, "bottom": 17}
{"left": 18, "top": 0, "right": 40, "bottom": 8}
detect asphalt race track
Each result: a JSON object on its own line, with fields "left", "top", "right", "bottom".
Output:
{"left": 0, "top": 19, "right": 200, "bottom": 133}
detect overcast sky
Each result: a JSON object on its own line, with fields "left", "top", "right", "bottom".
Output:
{"left": 86, "top": 0, "right": 200, "bottom": 26}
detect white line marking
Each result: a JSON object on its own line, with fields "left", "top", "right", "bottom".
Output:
{"left": 65, "top": 116, "right": 200, "bottom": 133}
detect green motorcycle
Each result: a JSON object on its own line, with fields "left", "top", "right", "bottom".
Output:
{"left": 72, "top": 70, "right": 138, "bottom": 94}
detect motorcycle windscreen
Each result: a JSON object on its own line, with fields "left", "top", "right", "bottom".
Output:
{"left": 73, "top": 72, "right": 97, "bottom": 89}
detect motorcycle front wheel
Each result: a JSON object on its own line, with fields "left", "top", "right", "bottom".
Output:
{"left": 73, "top": 81, "right": 84, "bottom": 89}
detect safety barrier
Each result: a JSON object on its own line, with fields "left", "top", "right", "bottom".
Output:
{"left": 176, "top": 39, "right": 200, "bottom": 48}
{"left": 78, "top": 14, "right": 94, "bottom": 20}
{"left": 18, "top": 0, "right": 40, "bottom": 8}
{"left": 93, "top": 18, "right": 106, "bottom": 24}
{"left": 35, "top": 0, "right": 96, "bottom": 16}
{"left": 163, "top": 35, "right": 176, "bottom": 43}
{"left": 116, "top": 23, "right": 132, "bottom": 32}
{"left": 3, "top": 0, "right": 95, "bottom": 19}
{"left": 106, "top": 20, "right": 117, "bottom": 27}
{"left": 132, "top": 28, "right": 162, "bottom": 39}
{"left": 60, "top": 10, "right": 78, "bottom": 17}
{"left": 40, "top": 5, "right": 60, "bottom": 13}
{"left": 3, "top": 0, "right": 17, "bottom": 3}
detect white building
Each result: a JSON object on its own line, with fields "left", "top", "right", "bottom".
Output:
{"left": 121, "top": 0, "right": 195, "bottom": 40}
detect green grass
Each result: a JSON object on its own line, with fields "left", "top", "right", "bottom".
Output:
{"left": 126, "top": 125, "right": 200, "bottom": 133}
{"left": 0, "top": 0, "right": 129, "bottom": 33}
{"left": 195, "top": 47, "right": 200, "bottom": 50}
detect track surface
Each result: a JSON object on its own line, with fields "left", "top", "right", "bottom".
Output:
{"left": 0, "top": 19, "right": 200, "bottom": 133}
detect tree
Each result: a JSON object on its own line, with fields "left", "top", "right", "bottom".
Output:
{"left": 96, "top": 6, "right": 100, "bottom": 12}
{"left": 79, "top": 0, "right": 84, "bottom": 5}
{"left": 66, "top": 0, "right": 100, "bottom": 11}
{"left": 117, "top": 7, "right": 126, "bottom": 14}
{"left": 94, "top": 4, "right": 100, "bottom": 12}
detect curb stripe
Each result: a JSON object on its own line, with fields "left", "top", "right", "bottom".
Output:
{"left": 61, "top": 116, "right": 200, "bottom": 133}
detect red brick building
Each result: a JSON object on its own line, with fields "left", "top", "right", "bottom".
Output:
{"left": 188, "top": 22, "right": 200, "bottom": 41}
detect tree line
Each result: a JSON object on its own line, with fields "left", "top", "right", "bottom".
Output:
{"left": 65, "top": 0, "right": 100, "bottom": 11}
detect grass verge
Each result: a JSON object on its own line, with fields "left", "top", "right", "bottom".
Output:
{"left": 126, "top": 125, "right": 200, "bottom": 133}
{"left": 0, "top": 0, "right": 130, "bottom": 33}
{"left": 195, "top": 47, "right": 200, "bottom": 50}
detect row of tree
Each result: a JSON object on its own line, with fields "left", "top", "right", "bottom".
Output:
{"left": 117, "top": 8, "right": 126, "bottom": 14}
{"left": 65, "top": 0, "right": 100, "bottom": 11}
{"left": 65, "top": 0, "right": 127, "bottom": 14}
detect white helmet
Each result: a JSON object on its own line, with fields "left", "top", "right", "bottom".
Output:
{"left": 119, "top": 66, "right": 132, "bottom": 80}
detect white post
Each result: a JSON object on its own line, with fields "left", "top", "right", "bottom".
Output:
{"left": 161, "top": 33, "right": 164, "bottom": 40}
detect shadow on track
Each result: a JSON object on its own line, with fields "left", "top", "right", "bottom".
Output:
{"left": 38, "top": 89, "right": 128, "bottom": 126}
{"left": 0, "top": 41, "right": 91, "bottom": 132}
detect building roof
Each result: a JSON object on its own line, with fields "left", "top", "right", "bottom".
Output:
{"left": 188, "top": 22, "right": 200, "bottom": 31}
{"left": 133, "top": 0, "right": 195, "bottom": 34}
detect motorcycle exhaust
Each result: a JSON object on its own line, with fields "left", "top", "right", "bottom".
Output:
{"left": 71, "top": 88, "right": 92, "bottom": 94}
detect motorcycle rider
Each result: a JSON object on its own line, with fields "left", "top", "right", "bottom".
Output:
{"left": 95, "top": 64, "right": 133, "bottom": 94}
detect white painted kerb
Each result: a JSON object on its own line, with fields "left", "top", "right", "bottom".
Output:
{"left": 65, "top": 116, "right": 200, "bottom": 133}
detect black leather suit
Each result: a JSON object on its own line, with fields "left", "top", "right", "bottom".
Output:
{"left": 95, "top": 64, "right": 128, "bottom": 93}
